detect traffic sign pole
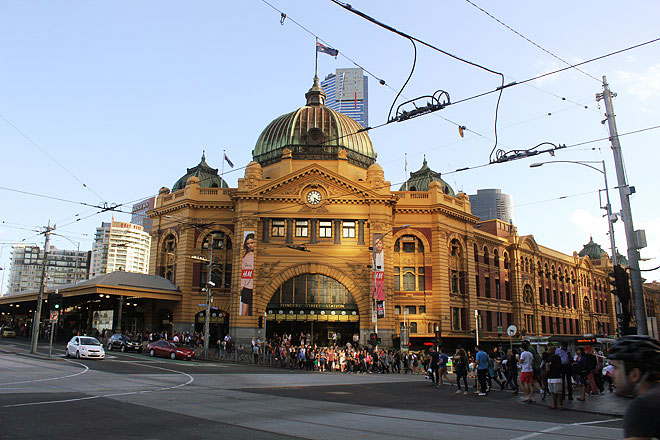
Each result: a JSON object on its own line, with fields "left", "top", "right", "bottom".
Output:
{"left": 48, "top": 321, "right": 55, "bottom": 358}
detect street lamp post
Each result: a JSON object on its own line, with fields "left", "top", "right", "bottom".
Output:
{"left": 371, "top": 225, "right": 409, "bottom": 347}
{"left": 530, "top": 160, "right": 621, "bottom": 334}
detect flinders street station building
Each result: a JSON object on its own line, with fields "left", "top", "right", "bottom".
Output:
{"left": 145, "top": 76, "right": 617, "bottom": 348}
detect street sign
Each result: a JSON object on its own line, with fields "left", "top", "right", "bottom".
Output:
{"left": 497, "top": 326, "right": 503, "bottom": 334}
{"left": 507, "top": 325, "right": 517, "bottom": 337}
{"left": 50, "top": 311, "right": 59, "bottom": 322}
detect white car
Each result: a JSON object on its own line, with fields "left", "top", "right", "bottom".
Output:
{"left": 66, "top": 336, "right": 105, "bottom": 359}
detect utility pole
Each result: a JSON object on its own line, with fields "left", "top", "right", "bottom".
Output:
{"left": 203, "top": 238, "right": 215, "bottom": 358}
{"left": 598, "top": 76, "right": 648, "bottom": 335}
{"left": 31, "top": 222, "right": 54, "bottom": 354}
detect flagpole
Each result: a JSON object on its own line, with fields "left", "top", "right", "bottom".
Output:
{"left": 404, "top": 153, "right": 408, "bottom": 191}
{"left": 221, "top": 148, "right": 225, "bottom": 188}
{"left": 315, "top": 37, "right": 318, "bottom": 78}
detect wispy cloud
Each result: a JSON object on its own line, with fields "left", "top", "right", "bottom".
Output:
{"left": 614, "top": 63, "right": 660, "bottom": 100}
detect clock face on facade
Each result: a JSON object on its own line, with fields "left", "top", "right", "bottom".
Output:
{"left": 306, "top": 190, "right": 322, "bottom": 205}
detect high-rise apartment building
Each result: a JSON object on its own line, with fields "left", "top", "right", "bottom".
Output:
{"left": 320, "top": 68, "right": 368, "bottom": 128}
{"left": 90, "top": 221, "right": 151, "bottom": 278}
{"left": 6, "top": 244, "right": 90, "bottom": 295}
{"left": 469, "top": 189, "right": 514, "bottom": 222}
{"left": 131, "top": 196, "right": 157, "bottom": 234}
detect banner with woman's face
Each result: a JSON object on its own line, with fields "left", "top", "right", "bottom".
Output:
{"left": 373, "top": 233, "right": 385, "bottom": 318}
{"left": 240, "top": 231, "right": 255, "bottom": 316}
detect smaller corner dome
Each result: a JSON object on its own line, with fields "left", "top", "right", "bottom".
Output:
{"left": 578, "top": 236, "right": 608, "bottom": 260}
{"left": 172, "top": 152, "right": 228, "bottom": 191}
{"left": 399, "top": 156, "right": 455, "bottom": 196}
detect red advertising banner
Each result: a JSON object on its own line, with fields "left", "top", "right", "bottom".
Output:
{"left": 373, "top": 270, "right": 385, "bottom": 301}
{"left": 240, "top": 231, "right": 255, "bottom": 316}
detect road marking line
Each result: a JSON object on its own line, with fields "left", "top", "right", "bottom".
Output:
{"left": 571, "top": 418, "right": 623, "bottom": 426}
{"left": 0, "top": 361, "right": 194, "bottom": 408}
{"left": 0, "top": 359, "right": 89, "bottom": 386}
{"left": 508, "top": 425, "right": 563, "bottom": 440}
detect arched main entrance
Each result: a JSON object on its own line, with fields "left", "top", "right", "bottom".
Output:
{"left": 266, "top": 273, "right": 359, "bottom": 346}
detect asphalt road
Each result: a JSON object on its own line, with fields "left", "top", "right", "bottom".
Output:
{"left": 0, "top": 338, "right": 624, "bottom": 440}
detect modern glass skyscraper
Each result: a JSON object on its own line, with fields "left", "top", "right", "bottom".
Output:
{"left": 469, "top": 189, "right": 514, "bottom": 222}
{"left": 320, "top": 68, "right": 368, "bottom": 128}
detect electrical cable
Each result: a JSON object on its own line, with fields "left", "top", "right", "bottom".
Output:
{"left": 387, "top": 38, "right": 417, "bottom": 122}
{"left": 462, "top": 0, "right": 600, "bottom": 82}
{"left": 328, "top": 0, "right": 506, "bottom": 163}
{"left": 0, "top": 113, "right": 106, "bottom": 203}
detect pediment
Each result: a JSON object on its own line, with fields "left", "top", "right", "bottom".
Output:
{"left": 249, "top": 165, "right": 375, "bottom": 201}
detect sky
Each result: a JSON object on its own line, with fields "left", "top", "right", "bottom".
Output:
{"left": 1, "top": 0, "right": 659, "bottom": 294}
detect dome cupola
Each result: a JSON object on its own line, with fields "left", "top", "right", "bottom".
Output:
{"left": 399, "top": 156, "right": 455, "bottom": 196}
{"left": 172, "top": 152, "right": 228, "bottom": 191}
{"left": 252, "top": 77, "right": 376, "bottom": 169}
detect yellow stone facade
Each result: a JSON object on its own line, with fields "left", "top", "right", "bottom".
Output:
{"left": 148, "top": 80, "right": 617, "bottom": 348}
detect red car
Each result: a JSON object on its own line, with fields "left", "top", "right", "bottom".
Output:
{"left": 147, "top": 340, "right": 195, "bottom": 360}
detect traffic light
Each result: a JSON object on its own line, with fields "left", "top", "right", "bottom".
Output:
{"left": 258, "top": 315, "right": 263, "bottom": 329}
{"left": 609, "top": 265, "right": 632, "bottom": 336}
{"left": 49, "top": 293, "right": 63, "bottom": 311}
{"left": 434, "top": 331, "right": 442, "bottom": 346}
{"left": 369, "top": 332, "right": 378, "bottom": 346}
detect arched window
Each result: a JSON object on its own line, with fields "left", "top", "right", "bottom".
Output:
{"left": 551, "top": 265, "right": 557, "bottom": 280}
{"left": 493, "top": 249, "right": 500, "bottom": 268}
{"left": 525, "top": 258, "right": 530, "bottom": 273}
{"left": 523, "top": 285, "right": 533, "bottom": 303}
{"left": 537, "top": 261, "right": 543, "bottom": 276}
{"left": 474, "top": 243, "right": 479, "bottom": 263}
{"left": 503, "top": 252, "right": 509, "bottom": 269}
{"left": 520, "top": 256, "right": 525, "bottom": 272}
{"left": 450, "top": 238, "right": 462, "bottom": 257}
{"left": 583, "top": 297, "right": 591, "bottom": 312}
{"left": 199, "top": 231, "right": 233, "bottom": 290}
{"left": 395, "top": 235, "right": 424, "bottom": 253}
{"left": 160, "top": 233, "right": 177, "bottom": 283}
{"left": 544, "top": 263, "right": 550, "bottom": 278}
{"left": 483, "top": 246, "right": 489, "bottom": 265}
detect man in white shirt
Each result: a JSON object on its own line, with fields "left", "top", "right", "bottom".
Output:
{"left": 518, "top": 341, "right": 535, "bottom": 402}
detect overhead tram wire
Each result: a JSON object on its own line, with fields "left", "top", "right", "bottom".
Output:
{"left": 0, "top": 113, "right": 106, "bottom": 204}
{"left": 6, "top": 123, "right": 657, "bottom": 225}
{"left": 462, "top": 0, "right": 601, "bottom": 82}
{"left": 258, "top": 0, "right": 590, "bottom": 155}
{"left": 329, "top": 0, "right": 506, "bottom": 164}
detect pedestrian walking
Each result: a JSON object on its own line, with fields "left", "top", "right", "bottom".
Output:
{"left": 453, "top": 347, "right": 469, "bottom": 395}
{"left": 475, "top": 345, "right": 489, "bottom": 396}
{"left": 519, "top": 341, "right": 535, "bottom": 402}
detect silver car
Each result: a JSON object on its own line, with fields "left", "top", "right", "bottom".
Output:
{"left": 66, "top": 336, "right": 105, "bottom": 359}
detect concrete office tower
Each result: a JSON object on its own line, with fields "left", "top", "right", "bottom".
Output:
{"left": 90, "top": 221, "right": 151, "bottom": 278}
{"left": 469, "top": 189, "right": 514, "bottom": 222}
{"left": 6, "top": 244, "right": 90, "bottom": 295}
{"left": 320, "top": 68, "right": 368, "bottom": 128}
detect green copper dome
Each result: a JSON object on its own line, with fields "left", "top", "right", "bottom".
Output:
{"left": 399, "top": 157, "right": 455, "bottom": 196}
{"left": 252, "top": 76, "right": 376, "bottom": 169}
{"left": 172, "top": 152, "right": 228, "bottom": 191}
{"left": 578, "top": 236, "right": 607, "bottom": 261}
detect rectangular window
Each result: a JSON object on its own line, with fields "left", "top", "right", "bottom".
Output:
{"left": 295, "top": 220, "right": 308, "bottom": 237}
{"left": 546, "top": 288, "right": 551, "bottom": 306}
{"left": 476, "top": 275, "right": 480, "bottom": 297}
{"left": 486, "top": 312, "right": 493, "bottom": 332}
{"left": 319, "top": 221, "right": 332, "bottom": 238}
{"left": 394, "top": 267, "right": 400, "bottom": 291}
{"left": 410, "top": 322, "right": 418, "bottom": 334}
{"left": 553, "top": 290, "right": 558, "bottom": 307}
{"left": 495, "top": 279, "right": 501, "bottom": 299}
{"left": 505, "top": 281, "right": 511, "bottom": 300}
{"left": 271, "top": 219, "right": 285, "bottom": 237}
{"left": 541, "top": 316, "right": 547, "bottom": 333}
{"left": 404, "top": 305, "right": 416, "bottom": 314}
{"left": 525, "top": 314, "right": 535, "bottom": 334}
{"left": 394, "top": 305, "right": 401, "bottom": 315}
{"left": 418, "top": 306, "right": 426, "bottom": 314}
{"left": 342, "top": 221, "right": 356, "bottom": 238}
{"left": 418, "top": 267, "right": 425, "bottom": 291}
{"left": 485, "top": 276, "right": 491, "bottom": 298}
{"left": 451, "top": 270, "right": 459, "bottom": 293}
{"left": 452, "top": 307, "right": 461, "bottom": 331}
{"left": 402, "top": 241, "right": 415, "bottom": 253}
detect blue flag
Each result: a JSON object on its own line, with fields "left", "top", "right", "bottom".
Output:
{"left": 316, "top": 42, "right": 339, "bottom": 57}
{"left": 224, "top": 153, "right": 234, "bottom": 168}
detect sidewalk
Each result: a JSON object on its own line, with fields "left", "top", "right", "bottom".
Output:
{"left": 533, "top": 388, "right": 628, "bottom": 417}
